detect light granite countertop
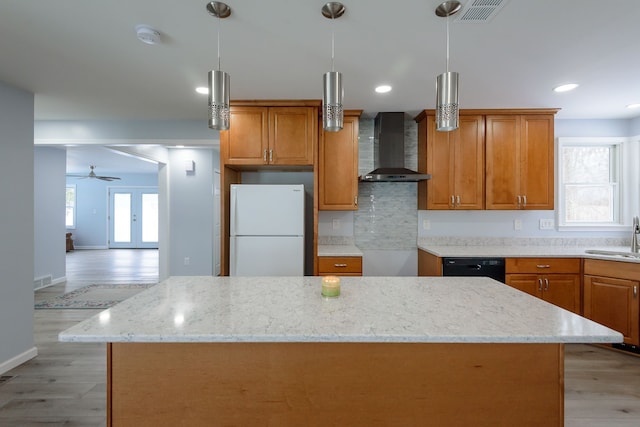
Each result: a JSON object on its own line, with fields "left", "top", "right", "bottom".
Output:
{"left": 59, "top": 276, "right": 621, "bottom": 344}
{"left": 418, "top": 244, "right": 640, "bottom": 263}
{"left": 317, "top": 244, "right": 363, "bottom": 257}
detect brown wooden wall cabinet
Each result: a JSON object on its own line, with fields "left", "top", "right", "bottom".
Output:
{"left": 486, "top": 114, "right": 555, "bottom": 210}
{"left": 221, "top": 105, "right": 316, "bottom": 166}
{"left": 583, "top": 259, "right": 640, "bottom": 346}
{"left": 219, "top": 100, "right": 321, "bottom": 276}
{"left": 318, "top": 111, "right": 362, "bottom": 210}
{"left": 317, "top": 256, "right": 362, "bottom": 276}
{"left": 505, "top": 258, "right": 582, "bottom": 315}
{"left": 415, "top": 109, "right": 558, "bottom": 211}
{"left": 419, "top": 114, "right": 485, "bottom": 210}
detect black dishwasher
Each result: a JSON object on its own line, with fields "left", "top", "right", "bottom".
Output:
{"left": 442, "top": 257, "right": 506, "bottom": 283}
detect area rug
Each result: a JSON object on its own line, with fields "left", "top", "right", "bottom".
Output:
{"left": 35, "top": 283, "right": 157, "bottom": 309}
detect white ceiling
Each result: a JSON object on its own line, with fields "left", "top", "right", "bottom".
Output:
{"left": 5, "top": 1, "right": 640, "bottom": 173}
{"left": 64, "top": 146, "right": 159, "bottom": 175}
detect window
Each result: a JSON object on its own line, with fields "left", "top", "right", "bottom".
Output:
{"left": 558, "top": 138, "right": 623, "bottom": 228}
{"left": 66, "top": 185, "right": 76, "bottom": 229}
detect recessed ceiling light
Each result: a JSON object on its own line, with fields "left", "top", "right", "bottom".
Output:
{"left": 375, "top": 85, "right": 392, "bottom": 94}
{"left": 626, "top": 103, "right": 640, "bottom": 109}
{"left": 195, "top": 87, "right": 209, "bottom": 95}
{"left": 553, "top": 83, "right": 579, "bottom": 93}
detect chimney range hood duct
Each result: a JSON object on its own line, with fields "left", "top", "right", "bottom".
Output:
{"left": 360, "top": 112, "right": 431, "bottom": 182}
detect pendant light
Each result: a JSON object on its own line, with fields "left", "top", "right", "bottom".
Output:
{"left": 435, "top": 1, "right": 462, "bottom": 132}
{"left": 322, "top": 2, "right": 346, "bottom": 132}
{"left": 206, "top": 2, "right": 231, "bottom": 131}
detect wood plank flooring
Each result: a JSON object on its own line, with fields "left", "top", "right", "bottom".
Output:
{"left": 1, "top": 249, "right": 640, "bottom": 426}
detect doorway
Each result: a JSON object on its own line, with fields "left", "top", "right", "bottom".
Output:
{"left": 109, "top": 187, "right": 159, "bottom": 249}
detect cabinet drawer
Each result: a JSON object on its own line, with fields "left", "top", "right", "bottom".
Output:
{"left": 584, "top": 259, "right": 640, "bottom": 281}
{"left": 506, "top": 258, "right": 581, "bottom": 274}
{"left": 318, "top": 256, "right": 362, "bottom": 274}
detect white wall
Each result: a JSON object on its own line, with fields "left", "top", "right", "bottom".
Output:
{"left": 0, "top": 81, "right": 37, "bottom": 373}
{"left": 34, "top": 146, "right": 66, "bottom": 285}
{"left": 168, "top": 148, "right": 216, "bottom": 275}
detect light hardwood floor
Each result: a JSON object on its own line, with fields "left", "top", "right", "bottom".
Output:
{"left": 1, "top": 249, "right": 639, "bottom": 426}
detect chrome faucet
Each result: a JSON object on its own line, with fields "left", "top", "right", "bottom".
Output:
{"left": 632, "top": 216, "right": 640, "bottom": 253}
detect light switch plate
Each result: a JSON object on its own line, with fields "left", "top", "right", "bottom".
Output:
{"left": 332, "top": 219, "right": 341, "bottom": 230}
{"left": 423, "top": 219, "right": 431, "bottom": 230}
{"left": 514, "top": 219, "right": 522, "bottom": 230}
{"left": 539, "top": 219, "right": 555, "bottom": 230}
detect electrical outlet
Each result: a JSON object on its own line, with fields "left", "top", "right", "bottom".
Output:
{"left": 514, "top": 219, "right": 522, "bottom": 231}
{"left": 332, "top": 219, "right": 341, "bottom": 230}
{"left": 423, "top": 219, "right": 431, "bottom": 230}
{"left": 539, "top": 219, "right": 555, "bottom": 230}
{"left": 184, "top": 257, "right": 190, "bottom": 266}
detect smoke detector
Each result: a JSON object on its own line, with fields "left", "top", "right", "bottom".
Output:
{"left": 135, "top": 25, "right": 161, "bottom": 45}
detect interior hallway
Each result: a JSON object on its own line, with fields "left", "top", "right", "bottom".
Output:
{"left": 1, "top": 249, "right": 639, "bottom": 425}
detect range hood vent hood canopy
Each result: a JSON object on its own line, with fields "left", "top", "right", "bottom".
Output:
{"left": 360, "top": 112, "right": 431, "bottom": 182}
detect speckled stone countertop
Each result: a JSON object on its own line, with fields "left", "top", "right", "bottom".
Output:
{"left": 59, "top": 276, "right": 621, "bottom": 344}
{"left": 418, "top": 244, "right": 640, "bottom": 263}
{"left": 318, "top": 244, "right": 363, "bottom": 257}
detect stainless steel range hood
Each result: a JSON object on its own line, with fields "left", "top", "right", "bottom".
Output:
{"left": 359, "top": 112, "right": 431, "bottom": 182}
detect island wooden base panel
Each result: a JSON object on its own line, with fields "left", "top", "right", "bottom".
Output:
{"left": 107, "top": 342, "right": 564, "bottom": 426}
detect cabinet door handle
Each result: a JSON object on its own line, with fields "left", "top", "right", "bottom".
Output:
{"left": 263, "top": 149, "right": 267, "bottom": 162}
{"left": 634, "top": 285, "right": 638, "bottom": 298}
{"left": 334, "top": 263, "right": 348, "bottom": 268}
{"left": 536, "top": 264, "right": 551, "bottom": 269}
{"left": 522, "top": 195, "right": 527, "bottom": 207}
{"left": 517, "top": 195, "right": 522, "bottom": 207}
{"left": 456, "top": 195, "right": 461, "bottom": 206}
{"left": 538, "top": 278, "right": 543, "bottom": 291}
{"left": 269, "top": 149, "right": 273, "bottom": 162}
{"left": 354, "top": 195, "right": 358, "bottom": 207}
{"left": 451, "top": 195, "right": 455, "bottom": 207}
{"left": 544, "top": 278, "right": 549, "bottom": 291}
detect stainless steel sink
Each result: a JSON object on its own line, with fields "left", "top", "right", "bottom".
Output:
{"left": 584, "top": 249, "right": 640, "bottom": 259}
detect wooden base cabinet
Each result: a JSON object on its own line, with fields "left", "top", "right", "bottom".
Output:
{"left": 108, "top": 342, "right": 564, "bottom": 427}
{"left": 505, "top": 258, "right": 581, "bottom": 314}
{"left": 318, "top": 256, "right": 362, "bottom": 276}
{"left": 583, "top": 259, "right": 640, "bottom": 346}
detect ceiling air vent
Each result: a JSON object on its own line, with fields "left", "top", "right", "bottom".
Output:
{"left": 455, "top": 0, "right": 509, "bottom": 23}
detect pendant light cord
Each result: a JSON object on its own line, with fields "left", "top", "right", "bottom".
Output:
{"left": 331, "top": 16, "right": 335, "bottom": 72}
{"left": 217, "top": 15, "right": 221, "bottom": 71}
{"left": 446, "top": 15, "right": 450, "bottom": 73}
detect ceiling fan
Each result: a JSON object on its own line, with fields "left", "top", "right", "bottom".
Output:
{"left": 70, "top": 165, "right": 121, "bottom": 181}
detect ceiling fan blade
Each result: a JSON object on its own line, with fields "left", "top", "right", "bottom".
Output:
{"left": 97, "top": 176, "right": 121, "bottom": 181}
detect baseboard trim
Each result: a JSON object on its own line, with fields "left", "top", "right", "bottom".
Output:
{"left": 34, "top": 276, "right": 67, "bottom": 291}
{"left": 74, "top": 245, "right": 108, "bottom": 250}
{"left": 0, "top": 347, "right": 38, "bottom": 375}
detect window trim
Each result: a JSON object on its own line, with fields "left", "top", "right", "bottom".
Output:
{"left": 66, "top": 184, "right": 77, "bottom": 230}
{"left": 556, "top": 137, "right": 628, "bottom": 231}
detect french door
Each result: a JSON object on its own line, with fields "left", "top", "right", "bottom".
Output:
{"left": 109, "top": 187, "right": 158, "bottom": 249}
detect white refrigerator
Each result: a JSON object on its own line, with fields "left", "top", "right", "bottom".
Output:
{"left": 230, "top": 184, "right": 305, "bottom": 276}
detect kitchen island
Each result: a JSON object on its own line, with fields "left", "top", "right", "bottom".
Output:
{"left": 60, "top": 276, "right": 621, "bottom": 426}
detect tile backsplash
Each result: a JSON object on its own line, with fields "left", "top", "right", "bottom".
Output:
{"left": 353, "top": 116, "right": 420, "bottom": 250}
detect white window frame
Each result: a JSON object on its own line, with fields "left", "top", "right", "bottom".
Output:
{"left": 556, "top": 137, "right": 630, "bottom": 231}
{"left": 66, "top": 184, "right": 77, "bottom": 229}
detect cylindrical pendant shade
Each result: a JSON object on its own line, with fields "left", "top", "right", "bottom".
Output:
{"left": 208, "top": 70, "right": 230, "bottom": 130}
{"left": 323, "top": 71, "right": 344, "bottom": 132}
{"left": 435, "top": 71, "right": 459, "bottom": 132}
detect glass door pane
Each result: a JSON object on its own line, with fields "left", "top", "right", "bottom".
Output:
{"left": 113, "top": 193, "right": 132, "bottom": 243}
{"left": 141, "top": 193, "right": 158, "bottom": 243}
